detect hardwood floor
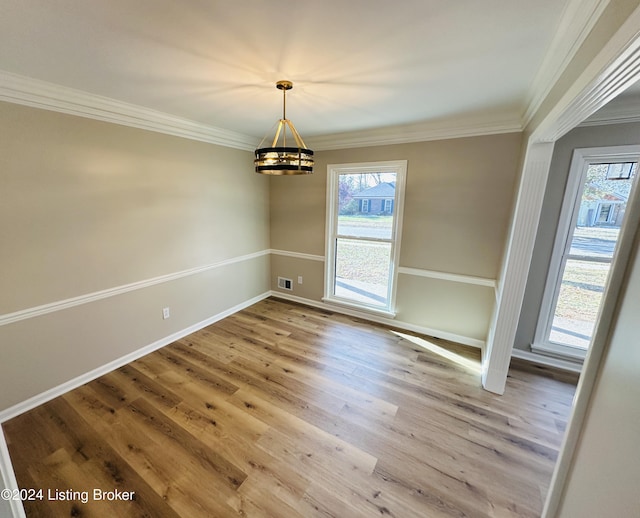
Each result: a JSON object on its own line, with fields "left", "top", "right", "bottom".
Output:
{"left": 2, "top": 298, "right": 578, "bottom": 517}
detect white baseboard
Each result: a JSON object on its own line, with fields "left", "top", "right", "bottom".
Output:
{"left": 0, "top": 290, "right": 269, "bottom": 518}
{"left": 0, "top": 291, "right": 270, "bottom": 425}
{"left": 0, "top": 431, "right": 26, "bottom": 518}
{"left": 269, "top": 291, "right": 486, "bottom": 349}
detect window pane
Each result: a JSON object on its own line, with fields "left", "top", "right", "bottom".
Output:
{"left": 569, "top": 226, "right": 619, "bottom": 259}
{"left": 337, "top": 173, "right": 396, "bottom": 239}
{"left": 569, "top": 163, "right": 635, "bottom": 259}
{"left": 549, "top": 259, "right": 609, "bottom": 349}
{"left": 334, "top": 238, "right": 391, "bottom": 307}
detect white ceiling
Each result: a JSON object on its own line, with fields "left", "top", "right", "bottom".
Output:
{"left": 0, "top": 0, "right": 577, "bottom": 146}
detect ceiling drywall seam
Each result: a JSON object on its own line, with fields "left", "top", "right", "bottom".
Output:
{"left": 522, "top": 0, "right": 611, "bottom": 127}
{"left": 0, "top": 70, "right": 257, "bottom": 151}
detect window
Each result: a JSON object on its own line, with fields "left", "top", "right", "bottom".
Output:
{"left": 324, "top": 161, "right": 407, "bottom": 315}
{"left": 596, "top": 202, "right": 614, "bottom": 224}
{"left": 533, "top": 146, "right": 640, "bottom": 359}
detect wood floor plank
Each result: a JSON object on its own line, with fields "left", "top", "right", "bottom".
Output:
{"left": 2, "top": 298, "right": 577, "bottom": 517}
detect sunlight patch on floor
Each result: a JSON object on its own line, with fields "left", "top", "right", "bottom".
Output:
{"left": 391, "top": 331, "right": 483, "bottom": 374}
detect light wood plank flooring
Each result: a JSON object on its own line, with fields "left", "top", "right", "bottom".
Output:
{"left": 3, "top": 298, "right": 578, "bottom": 517}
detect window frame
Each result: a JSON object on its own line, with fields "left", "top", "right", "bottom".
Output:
{"left": 324, "top": 160, "right": 407, "bottom": 317}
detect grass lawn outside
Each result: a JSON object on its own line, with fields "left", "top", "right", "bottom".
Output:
{"left": 555, "top": 260, "right": 608, "bottom": 322}
{"left": 555, "top": 226, "right": 617, "bottom": 325}
{"left": 336, "top": 239, "right": 391, "bottom": 285}
{"left": 336, "top": 216, "right": 394, "bottom": 285}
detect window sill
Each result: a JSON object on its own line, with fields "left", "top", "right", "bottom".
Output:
{"left": 321, "top": 297, "right": 397, "bottom": 319}
{"left": 531, "top": 341, "right": 587, "bottom": 363}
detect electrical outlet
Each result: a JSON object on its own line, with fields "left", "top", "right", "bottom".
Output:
{"left": 162, "top": 307, "right": 170, "bottom": 319}
{"left": 298, "top": 276, "right": 303, "bottom": 284}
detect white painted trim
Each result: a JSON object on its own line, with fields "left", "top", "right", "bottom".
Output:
{"left": 579, "top": 93, "right": 640, "bottom": 126}
{"left": 307, "top": 117, "right": 521, "bottom": 151}
{"left": 522, "top": 0, "right": 610, "bottom": 127}
{"left": 320, "top": 297, "right": 397, "bottom": 319}
{"left": 0, "top": 291, "right": 270, "bottom": 424}
{"left": 512, "top": 348, "right": 583, "bottom": 373}
{"left": 0, "top": 70, "right": 257, "bottom": 151}
{"left": 398, "top": 267, "right": 496, "bottom": 288}
{"left": 580, "top": 113, "right": 640, "bottom": 127}
{"left": 531, "top": 341, "right": 587, "bottom": 362}
{"left": 0, "top": 250, "right": 270, "bottom": 327}
{"left": 269, "top": 249, "right": 325, "bottom": 262}
{"left": 484, "top": 141, "right": 557, "bottom": 395}
{"left": 0, "top": 432, "right": 25, "bottom": 518}
{"left": 269, "top": 249, "right": 496, "bottom": 288}
{"left": 271, "top": 291, "right": 485, "bottom": 349}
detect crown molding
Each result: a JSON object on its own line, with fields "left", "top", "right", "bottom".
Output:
{"left": 0, "top": 69, "right": 523, "bottom": 152}
{"left": 0, "top": 70, "right": 257, "bottom": 151}
{"left": 578, "top": 92, "right": 640, "bottom": 126}
{"left": 522, "top": 0, "right": 610, "bottom": 127}
{"left": 306, "top": 115, "right": 522, "bottom": 151}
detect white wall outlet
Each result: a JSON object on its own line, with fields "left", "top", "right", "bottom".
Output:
{"left": 298, "top": 276, "right": 303, "bottom": 284}
{"left": 162, "top": 307, "right": 170, "bottom": 319}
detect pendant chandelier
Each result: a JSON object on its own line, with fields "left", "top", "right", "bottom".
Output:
{"left": 254, "top": 80, "right": 314, "bottom": 175}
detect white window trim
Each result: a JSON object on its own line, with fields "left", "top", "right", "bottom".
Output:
{"left": 532, "top": 145, "right": 640, "bottom": 360}
{"left": 384, "top": 198, "right": 392, "bottom": 213}
{"left": 324, "top": 160, "right": 407, "bottom": 316}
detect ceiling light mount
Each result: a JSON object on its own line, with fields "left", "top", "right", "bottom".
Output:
{"left": 276, "top": 80, "right": 293, "bottom": 91}
{"left": 254, "top": 80, "right": 314, "bottom": 175}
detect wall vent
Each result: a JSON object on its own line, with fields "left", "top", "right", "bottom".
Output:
{"left": 277, "top": 277, "right": 293, "bottom": 290}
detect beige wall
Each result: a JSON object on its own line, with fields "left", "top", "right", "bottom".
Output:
{"left": 0, "top": 101, "right": 270, "bottom": 411}
{"left": 270, "top": 133, "right": 522, "bottom": 341}
{"left": 555, "top": 227, "right": 640, "bottom": 516}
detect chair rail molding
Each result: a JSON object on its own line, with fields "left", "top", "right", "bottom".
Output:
{"left": 0, "top": 250, "right": 269, "bottom": 326}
